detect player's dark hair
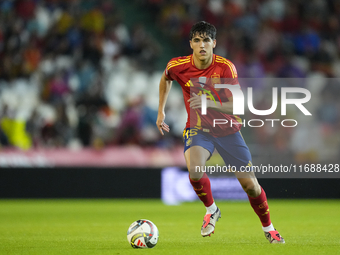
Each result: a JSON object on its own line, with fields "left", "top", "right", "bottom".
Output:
{"left": 189, "top": 21, "right": 216, "bottom": 40}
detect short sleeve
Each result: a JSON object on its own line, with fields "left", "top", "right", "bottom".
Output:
{"left": 222, "top": 60, "right": 239, "bottom": 98}
{"left": 164, "top": 60, "right": 175, "bottom": 80}
{"left": 164, "top": 66, "right": 173, "bottom": 80}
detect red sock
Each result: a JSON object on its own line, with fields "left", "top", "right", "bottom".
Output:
{"left": 189, "top": 173, "right": 214, "bottom": 207}
{"left": 248, "top": 186, "right": 271, "bottom": 227}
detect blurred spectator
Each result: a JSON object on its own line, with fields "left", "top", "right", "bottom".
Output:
{"left": 76, "top": 104, "right": 93, "bottom": 147}
{"left": 114, "top": 97, "right": 144, "bottom": 145}
{"left": 0, "top": 104, "right": 32, "bottom": 149}
{"left": 49, "top": 71, "right": 70, "bottom": 103}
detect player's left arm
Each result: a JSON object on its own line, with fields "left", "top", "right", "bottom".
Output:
{"left": 207, "top": 95, "right": 234, "bottom": 114}
{"left": 189, "top": 60, "right": 238, "bottom": 115}
{"left": 188, "top": 93, "right": 234, "bottom": 114}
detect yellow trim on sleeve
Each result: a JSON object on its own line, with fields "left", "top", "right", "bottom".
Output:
{"left": 215, "top": 58, "right": 237, "bottom": 78}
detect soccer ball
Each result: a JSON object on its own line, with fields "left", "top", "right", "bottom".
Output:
{"left": 127, "top": 219, "right": 159, "bottom": 249}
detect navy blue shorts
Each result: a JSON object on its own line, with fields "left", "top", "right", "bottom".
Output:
{"left": 183, "top": 128, "right": 252, "bottom": 170}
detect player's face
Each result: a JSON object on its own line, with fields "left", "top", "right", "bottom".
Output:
{"left": 190, "top": 33, "right": 216, "bottom": 62}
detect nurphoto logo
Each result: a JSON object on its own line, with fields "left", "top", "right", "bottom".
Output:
{"left": 198, "top": 78, "right": 312, "bottom": 128}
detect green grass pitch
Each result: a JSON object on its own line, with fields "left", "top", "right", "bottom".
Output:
{"left": 0, "top": 199, "right": 339, "bottom": 255}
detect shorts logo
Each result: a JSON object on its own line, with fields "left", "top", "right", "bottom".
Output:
{"left": 186, "top": 138, "right": 192, "bottom": 146}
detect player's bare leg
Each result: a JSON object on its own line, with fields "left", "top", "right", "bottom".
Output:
{"left": 236, "top": 172, "right": 285, "bottom": 243}
{"left": 185, "top": 146, "right": 221, "bottom": 237}
{"left": 184, "top": 145, "right": 209, "bottom": 180}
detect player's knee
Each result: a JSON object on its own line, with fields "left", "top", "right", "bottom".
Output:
{"left": 242, "top": 183, "right": 261, "bottom": 197}
{"left": 188, "top": 164, "right": 202, "bottom": 174}
{"left": 189, "top": 176, "right": 201, "bottom": 181}
{"left": 188, "top": 164, "right": 204, "bottom": 180}
{"left": 189, "top": 168, "right": 204, "bottom": 180}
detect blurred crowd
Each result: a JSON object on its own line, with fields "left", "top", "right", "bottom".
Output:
{"left": 0, "top": 0, "right": 166, "bottom": 150}
{"left": 1, "top": 0, "right": 340, "bottom": 164}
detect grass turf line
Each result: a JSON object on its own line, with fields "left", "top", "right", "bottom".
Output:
{"left": 0, "top": 199, "right": 339, "bottom": 255}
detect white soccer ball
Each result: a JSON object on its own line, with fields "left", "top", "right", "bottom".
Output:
{"left": 127, "top": 219, "right": 159, "bottom": 249}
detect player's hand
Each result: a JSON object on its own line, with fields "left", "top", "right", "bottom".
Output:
{"left": 188, "top": 92, "right": 202, "bottom": 109}
{"left": 156, "top": 112, "right": 170, "bottom": 135}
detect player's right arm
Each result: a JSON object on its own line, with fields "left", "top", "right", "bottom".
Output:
{"left": 156, "top": 72, "right": 172, "bottom": 135}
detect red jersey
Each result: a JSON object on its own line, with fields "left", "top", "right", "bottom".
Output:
{"left": 164, "top": 54, "right": 242, "bottom": 137}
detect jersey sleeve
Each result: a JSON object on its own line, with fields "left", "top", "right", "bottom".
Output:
{"left": 164, "top": 59, "right": 176, "bottom": 80}
{"left": 222, "top": 60, "right": 239, "bottom": 98}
